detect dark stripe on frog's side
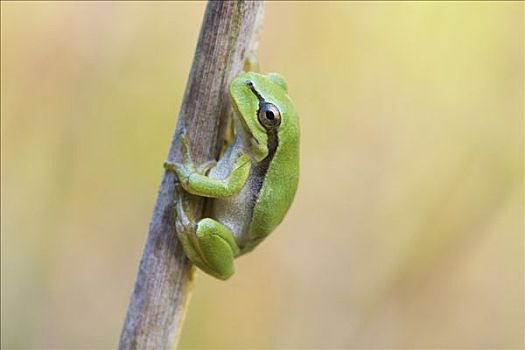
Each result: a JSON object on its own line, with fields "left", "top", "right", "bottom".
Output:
{"left": 239, "top": 127, "right": 278, "bottom": 251}
{"left": 249, "top": 127, "right": 278, "bottom": 198}
{"left": 238, "top": 82, "right": 279, "bottom": 251}
{"left": 245, "top": 80, "right": 279, "bottom": 200}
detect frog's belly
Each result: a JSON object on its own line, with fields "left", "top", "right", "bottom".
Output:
{"left": 210, "top": 176, "right": 259, "bottom": 247}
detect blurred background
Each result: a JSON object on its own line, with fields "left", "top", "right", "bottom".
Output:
{"left": 1, "top": 2, "right": 523, "bottom": 349}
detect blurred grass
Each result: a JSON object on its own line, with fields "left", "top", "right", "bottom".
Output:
{"left": 1, "top": 2, "right": 523, "bottom": 349}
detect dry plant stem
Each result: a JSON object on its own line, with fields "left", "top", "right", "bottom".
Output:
{"left": 118, "top": 2, "right": 266, "bottom": 349}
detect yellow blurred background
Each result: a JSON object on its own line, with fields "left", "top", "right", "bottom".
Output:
{"left": 1, "top": 2, "right": 523, "bottom": 349}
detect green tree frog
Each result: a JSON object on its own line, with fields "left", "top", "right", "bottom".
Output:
{"left": 164, "top": 72, "right": 299, "bottom": 280}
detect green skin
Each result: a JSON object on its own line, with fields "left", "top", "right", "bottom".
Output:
{"left": 164, "top": 72, "right": 299, "bottom": 280}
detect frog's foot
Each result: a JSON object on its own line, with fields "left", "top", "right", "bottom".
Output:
{"left": 163, "top": 131, "right": 195, "bottom": 173}
{"left": 173, "top": 184, "right": 203, "bottom": 263}
{"left": 179, "top": 132, "right": 192, "bottom": 164}
{"left": 164, "top": 133, "right": 217, "bottom": 186}
{"left": 174, "top": 186, "right": 240, "bottom": 280}
{"left": 164, "top": 159, "right": 215, "bottom": 186}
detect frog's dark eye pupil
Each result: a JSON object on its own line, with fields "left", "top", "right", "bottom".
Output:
{"left": 257, "top": 103, "right": 281, "bottom": 129}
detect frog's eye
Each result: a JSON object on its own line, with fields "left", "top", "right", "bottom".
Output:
{"left": 258, "top": 103, "right": 281, "bottom": 129}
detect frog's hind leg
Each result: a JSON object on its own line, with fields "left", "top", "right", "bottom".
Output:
{"left": 174, "top": 185, "right": 240, "bottom": 280}
{"left": 194, "top": 218, "right": 240, "bottom": 280}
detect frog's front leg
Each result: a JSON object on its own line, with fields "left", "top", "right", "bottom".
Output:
{"left": 174, "top": 185, "right": 240, "bottom": 280}
{"left": 164, "top": 134, "right": 250, "bottom": 198}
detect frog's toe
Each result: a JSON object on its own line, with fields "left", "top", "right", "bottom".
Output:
{"left": 179, "top": 133, "right": 193, "bottom": 162}
{"left": 163, "top": 160, "right": 176, "bottom": 172}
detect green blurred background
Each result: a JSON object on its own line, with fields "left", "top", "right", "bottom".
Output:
{"left": 1, "top": 2, "right": 523, "bottom": 349}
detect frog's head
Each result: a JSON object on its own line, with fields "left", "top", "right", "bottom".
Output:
{"left": 230, "top": 72, "right": 298, "bottom": 162}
